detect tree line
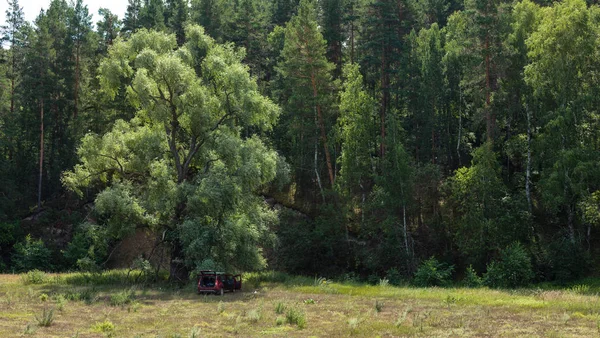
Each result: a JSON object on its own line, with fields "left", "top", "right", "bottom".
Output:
{"left": 1, "top": 0, "right": 599, "bottom": 284}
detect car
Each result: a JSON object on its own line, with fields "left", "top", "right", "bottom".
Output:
{"left": 197, "top": 271, "right": 242, "bottom": 295}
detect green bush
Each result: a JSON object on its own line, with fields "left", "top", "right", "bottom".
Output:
{"left": 63, "top": 223, "right": 108, "bottom": 271}
{"left": 12, "top": 235, "right": 52, "bottom": 272}
{"left": 34, "top": 308, "right": 55, "bottom": 327}
{"left": 547, "top": 237, "right": 590, "bottom": 282}
{"left": 483, "top": 242, "right": 533, "bottom": 288}
{"left": 110, "top": 288, "right": 135, "bottom": 307}
{"left": 463, "top": 265, "right": 482, "bottom": 288}
{"left": 413, "top": 257, "right": 454, "bottom": 287}
{"left": 386, "top": 268, "right": 404, "bottom": 286}
{"left": 21, "top": 269, "right": 48, "bottom": 284}
{"left": 285, "top": 307, "right": 306, "bottom": 329}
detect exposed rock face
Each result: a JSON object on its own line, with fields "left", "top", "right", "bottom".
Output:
{"left": 105, "top": 228, "right": 170, "bottom": 270}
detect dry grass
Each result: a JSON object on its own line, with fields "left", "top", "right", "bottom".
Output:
{"left": 0, "top": 272, "right": 599, "bottom": 337}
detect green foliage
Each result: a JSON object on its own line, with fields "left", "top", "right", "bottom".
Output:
{"left": 463, "top": 265, "right": 482, "bottom": 288}
{"left": 21, "top": 270, "right": 48, "bottom": 285}
{"left": 448, "top": 143, "right": 527, "bottom": 269}
{"left": 285, "top": 307, "right": 306, "bottom": 329}
{"left": 386, "top": 268, "right": 404, "bottom": 286}
{"left": 544, "top": 237, "right": 590, "bottom": 282}
{"left": 12, "top": 235, "right": 52, "bottom": 272}
{"left": 64, "top": 25, "right": 283, "bottom": 277}
{"left": 110, "top": 288, "right": 135, "bottom": 307}
{"left": 413, "top": 257, "right": 454, "bottom": 287}
{"left": 63, "top": 222, "right": 108, "bottom": 271}
{"left": 483, "top": 242, "right": 533, "bottom": 288}
{"left": 34, "top": 308, "right": 55, "bottom": 327}
{"left": 91, "top": 320, "right": 115, "bottom": 337}
{"left": 275, "top": 301, "right": 286, "bottom": 314}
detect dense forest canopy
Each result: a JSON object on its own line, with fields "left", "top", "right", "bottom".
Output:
{"left": 1, "top": 0, "right": 600, "bottom": 285}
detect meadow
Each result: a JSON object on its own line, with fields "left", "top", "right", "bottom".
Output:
{"left": 1, "top": 270, "right": 600, "bottom": 337}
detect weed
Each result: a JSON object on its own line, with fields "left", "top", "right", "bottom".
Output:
{"left": 81, "top": 288, "right": 98, "bottom": 304}
{"left": 374, "top": 300, "right": 384, "bottom": 313}
{"left": 54, "top": 294, "right": 67, "bottom": 311}
{"left": 21, "top": 270, "right": 47, "bottom": 285}
{"left": 348, "top": 317, "right": 361, "bottom": 333}
{"left": 561, "top": 312, "right": 570, "bottom": 324}
{"left": 285, "top": 307, "right": 306, "bottom": 329}
{"left": 110, "top": 288, "right": 135, "bottom": 307}
{"left": 314, "top": 276, "right": 327, "bottom": 286}
{"left": 275, "top": 316, "right": 285, "bottom": 326}
{"left": 274, "top": 301, "right": 286, "bottom": 314}
{"left": 39, "top": 293, "right": 49, "bottom": 302}
{"left": 23, "top": 323, "right": 37, "bottom": 335}
{"left": 35, "top": 307, "right": 55, "bottom": 327}
{"left": 217, "top": 301, "right": 225, "bottom": 314}
{"left": 189, "top": 326, "right": 201, "bottom": 338}
{"left": 127, "top": 301, "right": 141, "bottom": 313}
{"left": 395, "top": 307, "right": 412, "bottom": 327}
{"left": 443, "top": 295, "right": 458, "bottom": 308}
{"left": 4, "top": 292, "right": 14, "bottom": 308}
{"left": 378, "top": 278, "right": 390, "bottom": 287}
{"left": 91, "top": 320, "right": 115, "bottom": 337}
{"left": 246, "top": 307, "right": 262, "bottom": 323}
{"left": 304, "top": 298, "right": 316, "bottom": 304}
{"left": 570, "top": 284, "right": 590, "bottom": 295}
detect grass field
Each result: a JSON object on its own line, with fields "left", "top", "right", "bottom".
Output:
{"left": 1, "top": 271, "right": 600, "bottom": 337}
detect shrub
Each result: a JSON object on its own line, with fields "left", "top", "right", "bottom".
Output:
{"left": 245, "top": 308, "right": 262, "bottom": 323}
{"left": 463, "top": 265, "right": 482, "bottom": 288}
{"left": 91, "top": 320, "right": 115, "bottom": 337}
{"left": 110, "top": 288, "right": 135, "bottom": 307}
{"left": 386, "top": 268, "right": 403, "bottom": 286}
{"left": 285, "top": 307, "right": 306, "bottom": 329}
{"left": 189, "top": 327, "right": 201, "bottom": 338}
{"left": 374, "top": 300, "right": 383, "bottom": 313}
{"left": 483, "top": 242, "right": 533, "bottom": 288}
{"left": 35, "top": 308, "right": 55, "bottom": 327}
{"left": 547, "top": 237, "right": 590, "bottom": 282}
{"left": 21, "top": 270, "right": 47, "bottom": 285}
{"left": 275, "top": 301, "right": 286, "bottom": 314}
{"left": 63, "top": 223, "right": 108, "bottom": 271}
{"left": 413, "top": 257, "right": 454, "bottom": 287}
{"left": 348, "top": 317, "right": 360, "bottom": 333}
{"left": 12, "top": 235, "right": 52, "bottom": 272}
{"left": 54, "top": 295, "right": 67, "bottom": 311}
{"left": 275, "top": 316, "right": 285, "bottom": 326}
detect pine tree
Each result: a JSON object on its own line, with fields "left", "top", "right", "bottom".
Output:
{"left": 1, "top": 0, "right": 26, "bottom": 116}
{"left": 122, "top": 0, "right": 143, "bottom": 35}
{"left": 165, "top": 0, "right": 189, "bottom": 45}
{"left": 278, "top": 0, "right": 336, "bottom": 188}
{"left": 97, "top": 8, "right": 120, "bottom": 51}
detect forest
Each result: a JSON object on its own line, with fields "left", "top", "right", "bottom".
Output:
{"left": 0, "top": 0, "right": 599, "bottom": 287}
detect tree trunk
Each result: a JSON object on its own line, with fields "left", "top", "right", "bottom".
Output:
{"left": 457, "top": 86, "right": 462, "bottom": 166}
{"left": 169, "top": 202, "right": 189, "bottom": 283}
{"left": 380, "top": 41, "right": 388, "bottom": 159}
{"left": 314, "top": 128, "right": 325, "bottom": 203}
{"left": 485, "top": 37, "right": 492, "bottom": 142}
{"left": 74, "top": 40, "right": 80, "bottom": 118}
{"left": 311, "top": 72, "right": 335, "bottom": 186}
{"left": 526, "top": 105, "right": 532, "bottom": 214}
{"left": 38, "top": 99, "right": 44, "bottom": 210}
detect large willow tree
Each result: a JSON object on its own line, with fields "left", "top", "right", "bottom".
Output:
{"left": 63, "top": 25, "right": 282, "bottom": 281}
